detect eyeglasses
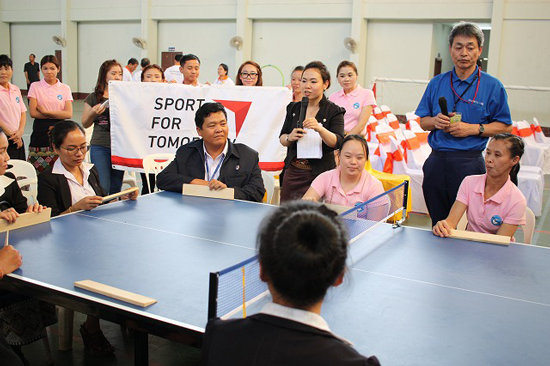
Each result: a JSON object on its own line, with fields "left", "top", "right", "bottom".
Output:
{"left": 60, "top": 145, "right": 89, "bottom": 155}
{"left": 240, "top": 72, "right": 258, "bottom": 79}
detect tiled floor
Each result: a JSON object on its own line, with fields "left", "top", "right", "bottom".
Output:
{"left": 14, "top": 100, "right": 550, "bottom": 364}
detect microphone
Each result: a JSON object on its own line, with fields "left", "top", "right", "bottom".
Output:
{"left": 438, "top": 97, "right": 449, "bottom": 117}
{"left": 297, "top": 97, "right": 308, "bottom": 129}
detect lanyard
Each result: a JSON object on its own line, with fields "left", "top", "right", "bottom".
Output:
{"left": 450, "top": 67, "right": 481, "bottom": 112}
{"left": 205, "top": 153, "right": 224, "bottom": 181}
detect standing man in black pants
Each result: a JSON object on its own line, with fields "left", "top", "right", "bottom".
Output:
{"left": 416, "top": 22, "right": 512, "bottom": 227}
{"left": 23, "top": 54, "right": 40, "bottom": 101}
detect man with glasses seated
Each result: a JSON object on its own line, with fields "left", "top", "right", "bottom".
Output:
{"left": 236, "top": 61, "right": 263, "bottom": 87}
{"left": 38, "top": 120, "right": 137, "bottom": 217}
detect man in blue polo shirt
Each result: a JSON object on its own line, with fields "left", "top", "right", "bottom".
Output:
{"left": 416, "top": 22, "right": 512, "bottom": 227}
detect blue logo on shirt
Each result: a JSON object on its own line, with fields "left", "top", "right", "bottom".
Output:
{"left": 353, "top": 102, "right": 360, "bottom": 109}
{"left": 57, "top": 95, "right": 63, "bottom": 100}
{"left": 15, "top": 97, "right": 20, "bottom": 103}
{"left": 491, "top": 215, "right": 503, "bottom": 226}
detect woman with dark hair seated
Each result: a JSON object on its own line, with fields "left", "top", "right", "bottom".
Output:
{"left": 201, "top": 201, "right": 380, "bottom": 366}
{"left": 37, "top": 120, "right": 137, "bottom": 355}
{"left": 433, "top": 133, "right": 526, "bottom": 240}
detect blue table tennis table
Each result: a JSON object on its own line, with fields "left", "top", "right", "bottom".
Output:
{"left": 1, "top": 191, "right": 549, "bottom": 365}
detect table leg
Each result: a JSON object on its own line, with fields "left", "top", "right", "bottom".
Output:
{"left": 134, "top": 330, "right": 149, "bottom": 366}
{"left": 57, "top": 307, "right": 74, "bottom": 351}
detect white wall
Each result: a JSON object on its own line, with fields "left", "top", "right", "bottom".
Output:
{"left": 365, "top": 21, "right": 434, "bottom": 85}
{"left": 77, "top": 21, "right": 141, "bottom": 93}
{"left": 9, "top": 23, "right": 61, "bottom": 90}
{"left": 498, "top": 19, "right": 550, "bottom": 87}
{"left": 157, "top": 20, "right": 236, "bottom": 85}
{"left": 252, "top": 20, "right": 351, "bottom": 94}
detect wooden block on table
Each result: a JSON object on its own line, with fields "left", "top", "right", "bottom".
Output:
{"left": 74, "top": 280, "right": 157, "bottom": 307}
{"left": 182, "top": 184, "right": 234, "bottom": 200}
{"left": 449, "top": 229, "right": 510, "bottom": 246}
{"left": 102, "top": 186, "right": 139, "bottom": 203}
{"left": 0, "top": 208, "right": 51, "bottom": 233}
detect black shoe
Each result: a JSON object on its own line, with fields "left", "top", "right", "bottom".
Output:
{"left": 79, "top": 324, "right": 116, "bottom": 356}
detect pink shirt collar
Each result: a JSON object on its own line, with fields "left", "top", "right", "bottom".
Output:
{"left": 0, "top": 82, "right": 16, "bottom": 93}
{"left": 39, "top": 78, "right": 61, "bottom": 89}
{"left": 472, "top": 173, "right": 513, "bottom": 204}
{"left": 331, "top": 165, "right": 368, "bottom": 195}
{"left": 335, "top": 85, "right": 363, "bottom": 98}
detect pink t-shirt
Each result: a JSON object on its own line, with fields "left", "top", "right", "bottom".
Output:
{"left": 0, "top": 83, "right": 27, "bottom": 132}
{"left": 28, "top": 78, "right": 73, "bottom": 112}
{"left": 310, "top": 166, "right": 385, "bottom": 207}
{"left": 456, "top": 174, "right": 526, "bottom": 235}
{"left": 329, "top": 85, "right": 377, "bottom": 133}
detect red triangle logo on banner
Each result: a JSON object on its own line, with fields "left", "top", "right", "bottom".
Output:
{"left": 214, "top": 100, "right": 252, "bottom": 138}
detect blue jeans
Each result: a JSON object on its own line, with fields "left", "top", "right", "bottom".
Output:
{"left": 90, "top": 145, "right": 124, "bottom": 194}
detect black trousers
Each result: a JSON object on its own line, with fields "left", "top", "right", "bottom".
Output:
{"left": 422, "top": 150, "right": 485, "bottom": 227}
{"left": 7, "top": 139, "right": 26, "bottom": 161}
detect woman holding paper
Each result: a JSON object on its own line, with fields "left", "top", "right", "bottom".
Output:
{"left": 37, "top": 120, "right": 137, "bottom": 356}
{"left": 82, "top": 59, "right": 125, "bottom": 194}
{"left": 279, "top": 61, "right": 345, "bottom": 202}
{"left": 303, "top": 135, "right": 384, "bottom": 207}
{"left": 432, "top": 133, "right": 526, "bottom": 240}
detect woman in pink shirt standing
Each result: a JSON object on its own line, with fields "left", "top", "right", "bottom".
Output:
{"left": 303, "top": 134, "right": 384, "bottom": 207}
{"left": 329, "top": 61, "right": 376, "bottom": 136}
{"left": 433, "top": 134, "right": 526, "bottom": 240}
{"left": 28, "top": 55, "right": 73, "bottom": 173}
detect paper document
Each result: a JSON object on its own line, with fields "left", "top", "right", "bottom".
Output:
{"left": 297, "top": 129, "right": 322, "bottom": 159}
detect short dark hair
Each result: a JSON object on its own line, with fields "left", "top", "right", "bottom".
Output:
{"left": 40, "top": 55, "right": 60, "bottom": 70}
{"left": 0, "top": 54, "right": 13, "bottom": 69}
{"left": 180, "top": 54, "right": 201, "bottom": 67}
{"left": 303, "top": 61, "right": 331, "bottom": 89}
{"left": 219, "top": 63, "right": 229, "bottom": 75}
{"left": 340, "top": 134, "right": 369, "bottom": 160}
{"left": 127, "top": 58, "right": 139, "bottom": 66}
{"left": 258, "top": 201, "right": 348, "bottom": 309}
{"left": 140, "top": 58, "right": 150, "bottom": 68}
{"left": 50, "top": 120, "right": 85, "bottom": 149}
{"left": 292, "top": 65, "right": 304, "bottom": 74}
{"left": 30, "top": 54, "right": 36, "bottom": 58}
{"left": 449, "top": 21, "right": 484, "bottom": 48}
{"left": 337, "top": 60, "right": 358, "bottom": 75}
{"left": 195, "top": 102, "right": 227, "bottom": 129}
{"left": 175, "top": 54, "right": 183, "bottom": 62}
{"left": 490, "top": 133, "right": 525, "bottom": 186}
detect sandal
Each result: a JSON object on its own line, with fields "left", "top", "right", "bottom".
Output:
{"left": 79, "top": 324, "right": 116, "bottom": 356}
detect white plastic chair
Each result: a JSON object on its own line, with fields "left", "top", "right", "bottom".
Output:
{"left": 532, "top": 118, "right": 550, "bottom": 144}
{"left": 522, "top": 207, "right": 536, "bottom": 244}
{"left": 7, "top": 160, "right": 38, "bottom": 205}
{"left": 261, "top": 171, "right": 275, "bottom": 204}
{"left": 142, "top": 153, "right": 175, "bottom": 193}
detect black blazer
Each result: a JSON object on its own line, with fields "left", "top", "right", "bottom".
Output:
{"left": 0, "top": 172, "right": 28, "bottom": 213}
{"left": 37, "top": 165, "right": 105, "bottom": 217}
{"left": 200, "top": 314, "right": 381, "bottom": 366}
{"left": 156, "top": 139, "right": 265, "bottom": 202}
{"left": 279, "top": 96, "right": 345, "bottom": 180}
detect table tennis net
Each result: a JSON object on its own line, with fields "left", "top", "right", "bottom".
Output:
{"left": 208, "top": 181, "right": 408, "bottom": 320}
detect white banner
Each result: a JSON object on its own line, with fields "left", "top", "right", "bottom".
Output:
{"left": 109, "top": 81, "right": 291, "bottom": 171}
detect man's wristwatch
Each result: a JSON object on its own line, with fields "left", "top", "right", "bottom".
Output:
{"left": 478, "top": 124, "right": 485, "bottom": 136}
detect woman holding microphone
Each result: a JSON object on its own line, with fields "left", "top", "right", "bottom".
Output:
{"left": 279, "top": 61, "right": 345, "bottom": 202}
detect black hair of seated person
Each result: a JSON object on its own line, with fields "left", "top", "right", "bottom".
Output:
{"left": 127, "top": 58, "right": 138, "bottom": 66}
{"left": 257, "top": 201, "right": 348, "bottom": 309}
{"left": 0, "top": 54, "right": 13, "bottom": 69}
{"left": 194, "top": 102, "right": 228, "bottom": 129}
{"left": 340, "top": 134, "right": 369, "bottom": 161}
{"left": 49, "top": 120, "right": 85, "bottom": 150}
{"left": 490, "top": 133, "right": 525, "bottom": 186}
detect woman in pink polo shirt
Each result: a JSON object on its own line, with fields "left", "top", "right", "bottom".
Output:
{"left": 28, "top": 55, "right": 73, "bottom": 173}
{"left": 303, "top": 134, "right": 384, "bottom": 207}
{"left": 329, "top": 61, "right": 376, "bottom": 136}
{"left": 0, "top": 54, "right": 27, "bottom": 160}
{"left": 433, "top": 133, "right": 526, "bottom": 239}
